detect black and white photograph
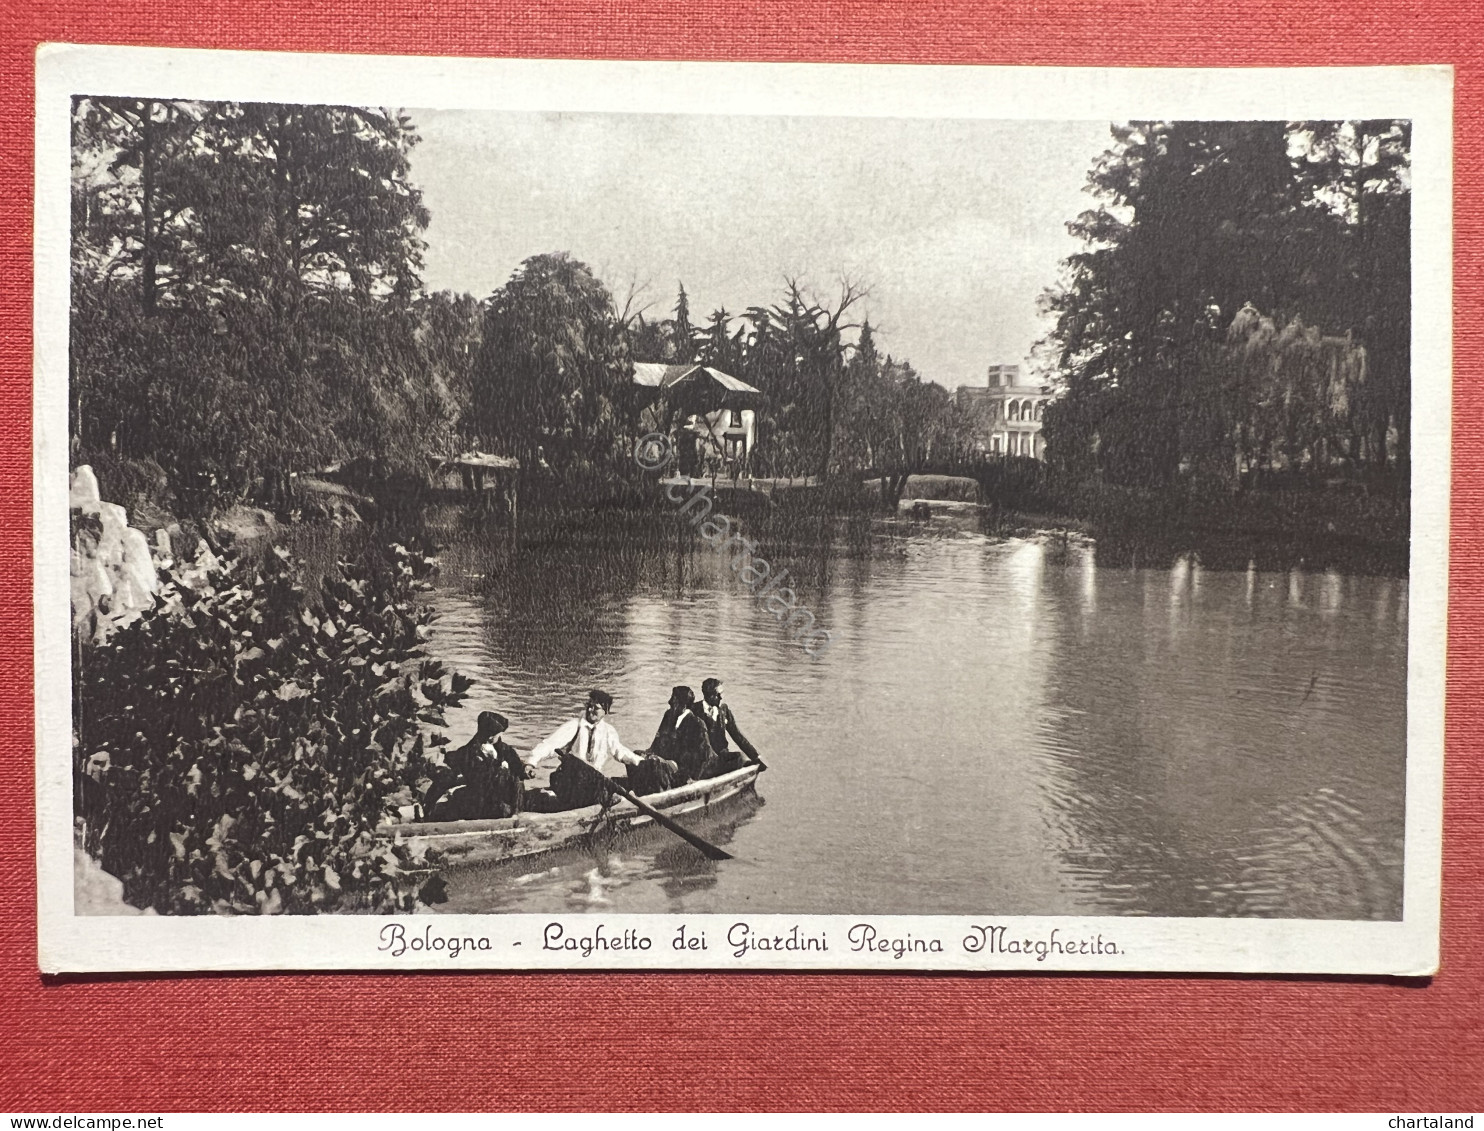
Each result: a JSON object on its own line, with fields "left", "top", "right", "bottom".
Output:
{"left": 34, "top": 48, "right": 1450, "bottom": 973}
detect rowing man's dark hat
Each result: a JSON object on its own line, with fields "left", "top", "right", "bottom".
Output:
{"left": 587, "top": 689, "right": 614, "bottom": 713}
{"left": 477, "top": 711, "right": 509, "bottom": 735}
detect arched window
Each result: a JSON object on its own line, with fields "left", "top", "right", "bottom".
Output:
{"left": 1007, "top": 400, "right": 1020, "bottom": 422}
{"left": 1033, "top": 401, "right": 1044, "bottom": 421}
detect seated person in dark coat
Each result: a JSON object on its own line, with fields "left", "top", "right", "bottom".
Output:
{"left": 697, "top": 677, "right": 764, "bottom": 776}
{"left": 629, "top": 685, "right": 710, "bottom": 795}
{"left": 424, "top": 710, "right": 525, "bottom": 821}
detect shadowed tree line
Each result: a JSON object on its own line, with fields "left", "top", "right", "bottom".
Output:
{"left": 1039, "top": 120, "right": 1411, "bottom": 495}
{"left": 72, "top": 105, "right": 1408, "bottom": 533}
{"left": 70, "top": 98, "right": 471, "bottom": 515}
{"left": 448, "top": 259, "right": 980, "bottom": 504}
{"left": 71, "top": 97, "right": 976, "bottom": 518}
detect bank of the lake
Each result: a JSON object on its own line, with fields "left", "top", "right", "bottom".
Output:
{"left": 968, "top": 466, "right": 1410, "bottom": 577}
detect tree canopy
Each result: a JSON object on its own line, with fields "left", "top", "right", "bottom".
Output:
{"left": 468, "top": 252, "right": 636, "bottom": 476}
{"left": 1040, "top": 119, "right": 1411, "bottom": 489}
{"left": 71, "top": 98, "right": 452, "bottom": 512}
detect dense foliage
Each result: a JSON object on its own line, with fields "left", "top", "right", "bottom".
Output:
{"left": 1039, "top": 120, "right": 1411, "bottom": 489}
{"left": 75, "top": 543, "right": 468, "bottom": 914}
{"left": 66, "top": 97, "right": 986, "bottom": 510}
{"left": 71, "top": 101, "right": 1412, "bottom": 527}
{"left": 71, "top": 98, "right": 458, "bottom": 513}
{"left": 468, "top": 252, "right": 637, "bottom": 481}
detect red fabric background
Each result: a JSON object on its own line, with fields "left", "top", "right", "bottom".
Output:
{"left": 1, "top": 1, "right": 1480, "bottom": 1113}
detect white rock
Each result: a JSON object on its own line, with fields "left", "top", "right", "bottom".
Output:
{"left": 110, "top": 574, "right": 138, "bottom": 615}
{"left": 71, "top": 572, "right": 93, "bottom": 630}
{"left": 69, "top": 465, "right": 100, "bottom": 508}
{"left": 85, "top": 559, "right": 113, "bottom": 603}
{"left": 98, "top": 501, "right": 128, "bottom": 535}
{"left": 93, "top": 504, "right": 129, "bottom": 568}
{"left": 120, "top": 527, "right": 158, "bottom": 598}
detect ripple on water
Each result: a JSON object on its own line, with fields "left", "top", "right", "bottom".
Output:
{"left": 418, "top": 524, "right": 1407, "bottom": 920}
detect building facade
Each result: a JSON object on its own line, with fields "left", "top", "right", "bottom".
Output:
{"left": 632, "top": 362, "right": 758, "bottom": 474}
{"left": 956, "top": 363, "right": 1051, "bottom": 459}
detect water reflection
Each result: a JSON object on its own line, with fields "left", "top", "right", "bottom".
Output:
{"left": 418, "top": 514, "right": 1407, "bottom": 921}
{"left": 439, "top": 794, "right": 764, "bottom": 915}
{"left": 1034, "top": 549, "right": 1405, "bottom": 919}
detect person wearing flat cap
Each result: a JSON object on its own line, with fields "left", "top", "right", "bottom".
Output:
{"left": 425, "top": 710, "right": 525, "bottom": 820}
{"left": 523, "top": 689, "right": 647, "bottom": 810}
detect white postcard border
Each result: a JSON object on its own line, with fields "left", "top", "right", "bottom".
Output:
{"left": 34, "top": 45, "right": 1452, "bottom": 974}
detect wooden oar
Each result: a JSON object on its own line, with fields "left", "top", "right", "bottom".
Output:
{"left": 558, "top": 750, "right": 733, "bottom": 861}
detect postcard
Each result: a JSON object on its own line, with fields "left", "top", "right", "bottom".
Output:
{"left": 35, "top": 44, "right": 1450, "bottom": 972}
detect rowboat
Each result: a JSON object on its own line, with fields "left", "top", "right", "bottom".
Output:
{"left": 378, "top": 762, "right": 764, "bottom": 869}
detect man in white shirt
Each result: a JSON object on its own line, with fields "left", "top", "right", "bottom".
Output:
{"left": 522, "top": 689, "right": 645, "bottom": 810}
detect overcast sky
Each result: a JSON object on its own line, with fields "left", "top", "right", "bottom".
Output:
{"left": 410, "top": 110, "right": 1114, "bottom": 390}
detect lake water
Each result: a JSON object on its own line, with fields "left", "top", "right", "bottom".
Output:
{"left": 418, "top": 509, "right": 1408, "bottom": 920}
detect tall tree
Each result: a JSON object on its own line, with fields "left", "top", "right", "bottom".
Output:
{"left": 700, "top": 307, "right": 742, "bottom": 372}
{"left": 70, "top": 98, "right": 441, "bottom": 511}
{"left": 836, "top": 319, "right": 887, "bottom": 471}
{"left": 470, "top": 252, "right": 634, "bottom": 477}
{"left": 1040, "top": 119, "right": 1408, "bottom": 488}
{"left": 873, "top": 360, "right": 967, "bottom": 508}
{"left": 671, "top": 283, "right": 698, "bottom": 365}
{"left": 769, "top": 278, "right": 869, "bottom": 477}
{"left": 1294, "top": 120, "right": 1412, "bottom": 469}
{"left": 418, "top": 290, "right": 483, "bottom": 451}
{"left": 71, "top": 98, "right": 208, "bottom": 317}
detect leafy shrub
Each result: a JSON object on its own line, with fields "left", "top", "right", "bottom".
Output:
{"left": 974, "top": 457, "right": 1063, "bottom": 514}
{"left": 74, "top": 541, "right": 468, "bottom": 914}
